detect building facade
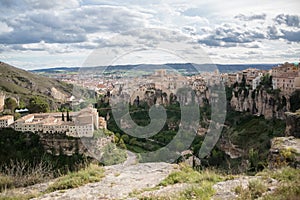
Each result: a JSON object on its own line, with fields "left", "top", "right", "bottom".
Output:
{"left": 0, "top": 115, "right": 14, "bottom": 128}
{"left": 13, "top": 107, "right": 102, "bottom": 138}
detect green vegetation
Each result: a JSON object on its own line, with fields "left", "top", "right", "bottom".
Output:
{"left": 235, "top": 167, "right": 300, "bottom": 200}
{"left": 138, "top": 164, "right": 224, "bottom": 200}
{"left": 220, "top": 111, "right": 285, "bottom": 173}
{"left": 161, "top": 164, "right": 223, "bottom": 200}
{"left": 235, "top": 179, "right": 268, "bottom": 200}
{"left": 232, "top": 167, "right": 300, "bottom": 200}
{"left": 4, "top": 98, "right": 17, "bottom": 112}
{"left": 0, "top": 193, "right": 39, "bottom": 200}
{"left": 100, "top": 143, "right": 127, "bottom": 165}
{"left": 0, "top": 128, "right": 91, "bottom": 191}
{"left": 0, "top": 62, "right": 74, "bottom": 112}
{"left": 160, "top": 164, "right": 223, "bottom": 186}
{"left": 92, "top": 129, "right": 127, "bottom": 165}
{"left": 46, "top": 164, "right": 104, "bottom": 192}
{"left": 260, "top": 73, "right": 273, "bottom": 90}
{"left": 28, "top": 96, "right": 50, "bottom": 113}
{"left": 290, "top": 90, "right": 300, "bottom": 112}
{"left": 98, "top": 88, "right": 286, "bottom": 173}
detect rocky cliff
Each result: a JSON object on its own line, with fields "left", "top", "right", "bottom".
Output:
{"left": 39, "top": 133, "right": 114, "bottom": 157}
{"left": 230, "top": 88, "right": 289, "bottom": 119}
{"left": 40, "top": 135, "right": 87, "bottom": 156}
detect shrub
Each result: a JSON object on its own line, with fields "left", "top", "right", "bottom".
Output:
{"left": 235, "top": 179, "right": 267, "bottom": 200}
{"left": 46, "top": 164, "right": 104, "bottom": 192}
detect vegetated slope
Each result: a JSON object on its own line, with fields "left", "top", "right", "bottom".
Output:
{"left": 0, "top": 61, "right": 73, "bottom": 110}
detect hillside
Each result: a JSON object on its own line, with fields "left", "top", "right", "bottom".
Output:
{"left": 0, "top": 61, "right": 73, "bottom": 111}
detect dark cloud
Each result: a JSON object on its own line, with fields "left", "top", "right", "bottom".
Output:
{"left": 198, "top": 24, "right": 265, "bottom": 47}
{"left": 274, "top": 14, "right": 300, "bottom": 27}
{"left": 234, "top": 14, "right": 266, "bottom": 21}
{"left": 267, "top": 25, "right": 282, "bottom": 39}
{"left": 0, "top": 0, "right": 79, "bottom": 10}
{"left": 267, "top": 25, "right": 300, "bottom": 42}
{"left": 281, "top": 30, "right": 300, "bottom": 42}
{"left": 0, "top": 5, "right": 149, "bottom": 45}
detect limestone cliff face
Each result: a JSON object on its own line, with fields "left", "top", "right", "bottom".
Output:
{"left": 39, "top": 134, "right": 114, "bottom": 157}
{"left": 40, "top": 136, "right": 87, "bottom": 156}
{"left": 230, "top": 89, "right": 288, "bottom": 119}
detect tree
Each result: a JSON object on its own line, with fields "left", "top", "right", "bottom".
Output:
{"left": 240, "top": 75, "right": 246, "bottom": 88}
{"left": 62, "top": 113, "right": 65, "bottom": 121}
{"left": 260, "top": 74, "right": 272, "bottom": 89}
{"left": 121, "top": 134, "right": 129, "bottom": 143}
{"left": 249, "top": 148, "right": 259, "bottom": 172}
{"left": 290, "top": 90, "right": 300, "bottom": 112}
{"left": 28, "top": 96, "right": 50, "bottom": 113}
{"left": 66, "top": 110, "right": 70, "bottom": 121}
{"left": 4, "top": 97, "right": 18, "bottom": 112}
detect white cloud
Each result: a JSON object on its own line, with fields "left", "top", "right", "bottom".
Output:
{"left": 0, "top": 22, "right": 13, "bottom": 35}
{"left": 0, "top": 0, "right": 299, "bottom": 68}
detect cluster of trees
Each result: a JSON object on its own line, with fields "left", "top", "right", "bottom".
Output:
{"left": 61, "top": 110, "right": 71, "bottom": 121}
{"left": 4, "top": 96, "right": 50, "bottom": 114}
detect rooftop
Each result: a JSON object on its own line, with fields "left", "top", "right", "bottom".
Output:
{"left": 0, "top": 115, "right": 14, "bottom": 120}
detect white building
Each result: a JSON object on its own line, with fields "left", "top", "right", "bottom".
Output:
{"left": 252, "top": 73, "right": 263, "bottom": 90}
{"left": 0, "top": 115, "right": 14, "bottom": 128}
{"left": 13, "top": 107, "right": 101, "bottom": 138}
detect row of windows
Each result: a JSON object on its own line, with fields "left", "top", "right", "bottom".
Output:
{"left": 275, "top": 79, "right": 294, "bottom": 83}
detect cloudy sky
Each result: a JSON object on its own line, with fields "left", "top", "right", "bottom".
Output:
{"left": 0, "top": 0, "right": 299, "bottom": 69}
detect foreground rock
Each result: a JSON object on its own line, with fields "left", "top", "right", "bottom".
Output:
{"left": 268, "top": 136, "right": 300, "bottom": 168}
{"left": 212, "top": 176, "right": 278, "bottom": 200}
{"left": 35, "top": 162, "right": 176, "bottom": 200}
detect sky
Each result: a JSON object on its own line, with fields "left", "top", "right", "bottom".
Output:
{"left": 0, "top": 0, "right": 299, "bottom": 70}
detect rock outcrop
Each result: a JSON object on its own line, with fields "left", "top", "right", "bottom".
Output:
{"left": 39, "top": 136, "right": 87, "bottom": 156}
{"left": 39, "top": 134, "right": 114, "bottom": 157}
{"left": 285, "top": 110, "right": 300, "bottom": 138}
{"left": 268, "top": 136, "right": 300, "bottom": 169}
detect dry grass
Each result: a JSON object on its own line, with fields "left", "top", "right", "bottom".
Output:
{"left": 0, "top": 160, "right": 53, "bottom": 192}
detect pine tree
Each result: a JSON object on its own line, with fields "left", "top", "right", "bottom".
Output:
{"left": 67, "top": 110, "right": 70, "bottom": 121}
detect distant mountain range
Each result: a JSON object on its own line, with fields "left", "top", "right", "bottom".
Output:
{"left": 30, "top": 63, "right": 279, "bottom": 74}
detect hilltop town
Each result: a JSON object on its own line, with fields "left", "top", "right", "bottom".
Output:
{"left": 1, "top": 62, "right": 300, "bottom": 133}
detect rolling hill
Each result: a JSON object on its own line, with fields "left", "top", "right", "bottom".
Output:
{"left": 0, "top": 61, "right": 73, "bottom": 111}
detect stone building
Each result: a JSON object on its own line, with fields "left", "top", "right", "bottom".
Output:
{"left": 272, "top": 62, "right": 299, "bottom": 94}
{"left": 0, "top": 115, "right": 14, "bottom": 128}
{"left": 13, "top": 107, "right": 101, "bottom": 138}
